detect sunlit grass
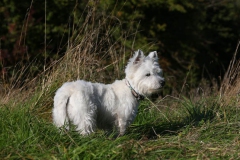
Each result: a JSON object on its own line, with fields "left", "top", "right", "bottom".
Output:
{"left": 0, "top": 92, "right": 240, "bottom": 159}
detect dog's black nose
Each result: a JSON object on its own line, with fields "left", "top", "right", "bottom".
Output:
{"left": 161, "top": 79, "right": 165, "bottom": 86}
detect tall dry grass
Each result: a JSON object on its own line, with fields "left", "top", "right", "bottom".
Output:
{"left": 0, "top": 2, "right": 139, "bottom": 120}
{"left": 1, "top": 1, "right": 239, "bottom": 115}
{"left": 220, "top": 41, "right": 240, "bottom": 104}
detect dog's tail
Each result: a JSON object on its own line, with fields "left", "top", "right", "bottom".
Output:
{"left": 52, "top": 83, "right": 72, "bottom": 129}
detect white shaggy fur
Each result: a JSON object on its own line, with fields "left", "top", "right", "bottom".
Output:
{"left": 53, "top": 50, "right": 165, "bottom": 136}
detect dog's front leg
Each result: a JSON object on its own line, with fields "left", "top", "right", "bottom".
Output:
{"left": 118, "top": 118, "right": 127, "bottom": 136}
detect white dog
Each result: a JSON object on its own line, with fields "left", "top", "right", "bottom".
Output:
{"left": 53, "top": 50, "right": 165, "bottom": 136}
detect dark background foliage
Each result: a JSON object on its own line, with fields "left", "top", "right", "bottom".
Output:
{"left": 0, "top": 0, "right": 239, "bottom": 92}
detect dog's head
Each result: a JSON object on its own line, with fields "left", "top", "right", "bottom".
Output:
{"left": 125, "top": 49, "right": 165, "bottom": 96}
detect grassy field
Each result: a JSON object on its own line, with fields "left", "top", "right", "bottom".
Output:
{"left": 1, "top": 7, "right": 240, "bottom": 160}
{"left": 0, "top": 92, "right": 240, "bottom": 159}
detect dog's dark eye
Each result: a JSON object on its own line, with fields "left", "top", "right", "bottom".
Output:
{"left": 146, "top": 73, "right": 151, "bottom": 77}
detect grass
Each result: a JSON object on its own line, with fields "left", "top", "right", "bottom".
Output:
{"left": 1, "top": 3, "right": 240, "bottom": 159}
{"left": 0, "top": 93, "right": 240, "bottom": 159}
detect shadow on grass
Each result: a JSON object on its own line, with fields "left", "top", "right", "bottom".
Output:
{"left": 128, "top": 97, "right": 221, "bottom": 139}
{"left": 128, "top": 122, "right": 186, "bottom": 140}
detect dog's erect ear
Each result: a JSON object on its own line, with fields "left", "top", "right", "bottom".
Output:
{"left": 132, "top": 49, "right": 144, "bottom": 64}
{"left": 147, "top": 51, "right": 158, "bottom": 60}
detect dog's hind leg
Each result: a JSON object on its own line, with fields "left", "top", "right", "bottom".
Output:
{"left": 67, "top": 92, "right": 97, "bottom": 135}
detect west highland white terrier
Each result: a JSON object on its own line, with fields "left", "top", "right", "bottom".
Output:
{"left": 53, "top": 50, "right": 165, "bottom": 136}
